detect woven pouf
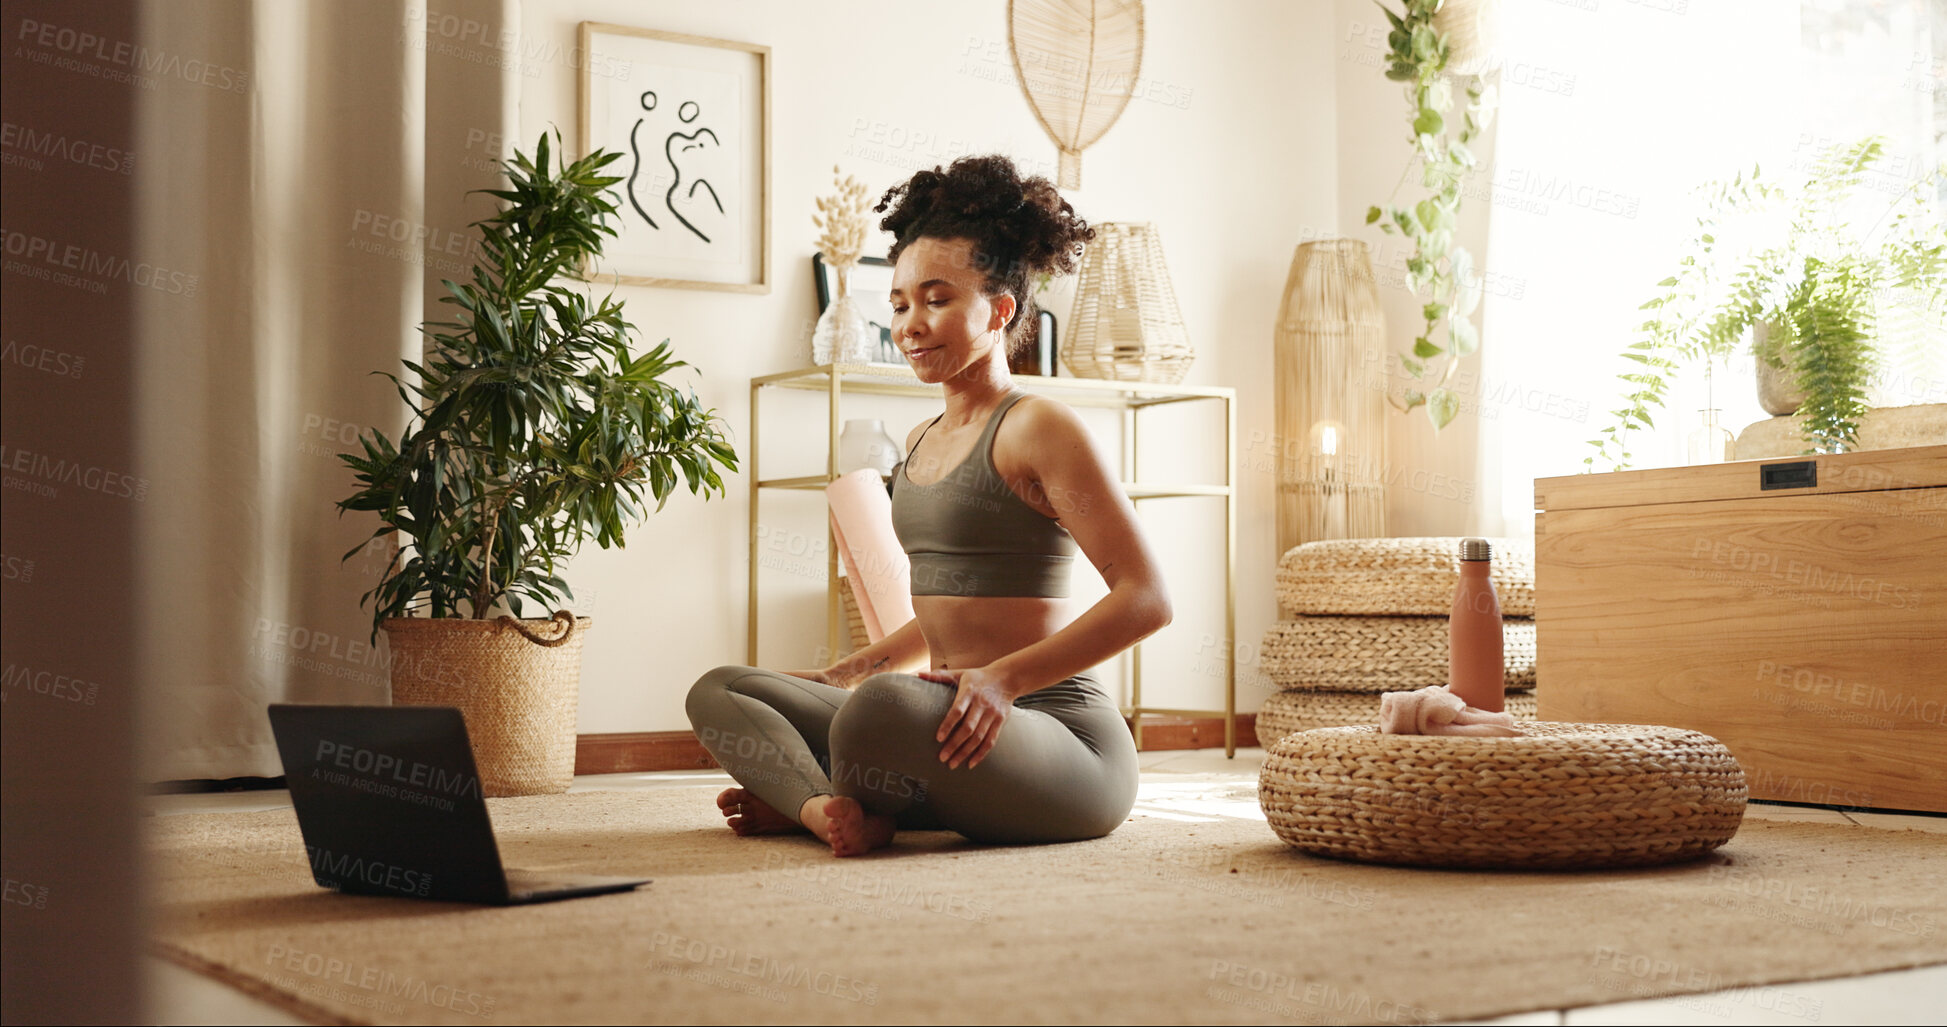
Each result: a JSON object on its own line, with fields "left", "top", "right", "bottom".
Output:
{"left": 1259, "top": 615, "right": 1536, "bottom": 692}
{"left": 1254, "top": 689, "right": 1536, "bottom": 749}
{"left": 1259, "top": 723, "right": 1747, "bottom": 870}
{"left": 1276, "top": 536, "right": 1535, "bottom": 617}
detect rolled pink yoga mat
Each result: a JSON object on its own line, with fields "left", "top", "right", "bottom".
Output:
{"left": 826, "top": 469, "right": 914, "bottom": 642}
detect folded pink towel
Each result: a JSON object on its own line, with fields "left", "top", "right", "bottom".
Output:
{"left": 1378, "top": 685, "right": 1523, "bottom": 737}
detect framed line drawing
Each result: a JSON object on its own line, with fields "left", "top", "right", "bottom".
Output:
{"left": 578, "top": 23, "right": 771, "bottom": 293}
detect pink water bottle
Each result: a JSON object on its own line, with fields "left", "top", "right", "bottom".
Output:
{"left": 1449, "top": 537, "right": 1504, "bottom": 713}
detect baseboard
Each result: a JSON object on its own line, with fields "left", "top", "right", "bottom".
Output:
{"left": 575, "top": 715, "right": 1255, "bottom": 775}
{"left": 575, "top": 732, "right": 718, "bottom": 775}
{"left": 149, "top": 776, "right": 289, "bottom": 794}
{"left": 1126, "top": 713, "right": 1257, "bottom": 752}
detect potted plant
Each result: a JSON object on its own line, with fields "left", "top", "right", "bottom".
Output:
{"left": 1589, "top": 136, "right": 1945, "bottom": 468}
{"left": 337, "top": 132, "right": 739, "bottom": 795}
{"left": 1365, "top": 0, "right": 1501, "bottom": 429}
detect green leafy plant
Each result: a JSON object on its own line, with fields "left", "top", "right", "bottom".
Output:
{"left": 338, "top": 131, "right": 740, "bottom": 638}
{"left": 1365, "top": 0, "right": 1498, "bottom": 430}
{"left": 1589, "top": 136, "right": 1945, "bottom": 468}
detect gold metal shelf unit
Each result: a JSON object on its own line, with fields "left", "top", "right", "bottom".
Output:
{"left": 747, "top": 363, "right": 1238, "bottom": 756}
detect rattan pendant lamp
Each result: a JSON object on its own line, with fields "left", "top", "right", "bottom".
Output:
{"left": 1274, "top": 239, "right": 1387, "bottom": 554}
{"left": 1062, "top": 222, "right": 1193, "bottom": 383}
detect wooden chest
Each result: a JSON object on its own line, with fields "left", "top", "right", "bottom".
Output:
{"left": 1534, "top": 445, "right": 1947, "bottom": 813}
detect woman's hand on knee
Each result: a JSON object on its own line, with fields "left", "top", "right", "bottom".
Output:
{"left": 918, "top": 666, "right": 1014, "bottom": 769}
{"left": 782, "top": 668, "right": 832, "bottom": 686}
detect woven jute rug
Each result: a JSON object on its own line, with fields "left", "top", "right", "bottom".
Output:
{"left": 149, "top": 789, "right": 1946, "bottom": 1025}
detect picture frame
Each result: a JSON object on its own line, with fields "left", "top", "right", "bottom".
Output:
{"left": 1020, "top": 310, "right": 1058, "bottom": 377}
{"left": 813, "top": 254, "right": 902, "bottom": 365}
{"left": 812, "top": 253, "right": 1061, "bottom": 375}
{"left": 577, "top": 23, "right": 771, "bottom": 293}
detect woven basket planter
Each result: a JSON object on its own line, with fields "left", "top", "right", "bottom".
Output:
{"left": 1259, "top": 723, "right": 1747, "bottom": 870}
{"left": 838, "top": 579, "right": 872, "bottom": 657}
{"left": 1275, "top": 536, "right": 1535, "bottom": 617}
{"left": 384, "top": 613, "right": 590, "bottom": 797}
{"left": 1255, "top": 688, "right": 1536, "bottom": 749}
{"left": 1259, "top": 615, "right": 1536, "bottom": 692}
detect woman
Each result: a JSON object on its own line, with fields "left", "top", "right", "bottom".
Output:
{"left": 686, "top": 154, "right": 1171, "bottom": 856}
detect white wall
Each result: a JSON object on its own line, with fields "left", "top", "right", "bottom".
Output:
{"left": 508, "top": 0, "right": 1347, "bottom": 733}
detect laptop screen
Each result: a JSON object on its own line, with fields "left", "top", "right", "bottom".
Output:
{"left": 268, "top": 704, "right": 510, "bottom": 903}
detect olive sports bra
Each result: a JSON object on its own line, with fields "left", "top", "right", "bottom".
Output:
{"left": 888, "top": 391, "right": 1077, "bottom": 597}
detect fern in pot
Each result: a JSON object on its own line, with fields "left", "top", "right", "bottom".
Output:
{"left": 338, "top": 133, "right": 739, "bottom": 796}
{"left": 1590, "top": 137, "right": 1945, "bottom": 468}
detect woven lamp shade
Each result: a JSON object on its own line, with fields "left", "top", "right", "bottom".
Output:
{"left": 1060, "top": 222, "right": 1193, "bottom": 384}
{"left": 1273, "top": 239, "right": 1387, "bottom": 554}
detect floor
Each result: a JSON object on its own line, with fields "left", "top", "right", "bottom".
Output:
{"left": 148, "top": 746, "right": 1946, "bottom": 1025}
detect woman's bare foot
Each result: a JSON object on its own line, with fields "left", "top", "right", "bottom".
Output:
{"left": 798, "top": 795, "right": 896, "bottom": 857}
{"left": 715, "top": 788, "right": 805, "bottom": 836}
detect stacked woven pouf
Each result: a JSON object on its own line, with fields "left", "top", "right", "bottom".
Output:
{"left": 1254, "top": 537, "right": 1537, "bottom": 749}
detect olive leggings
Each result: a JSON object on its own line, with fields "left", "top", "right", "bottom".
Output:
{"left": 684, "top": 666, "right": 1140, "bottom": 844}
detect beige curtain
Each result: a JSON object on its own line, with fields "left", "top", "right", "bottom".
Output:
{"left": 134, "top": 0, "right": 518, "bottom": 779}
{"left": 1474, "top": 3, "right": 1807, "bottom": 533}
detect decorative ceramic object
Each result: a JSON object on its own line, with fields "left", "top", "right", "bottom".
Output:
{"left": 1008, "top": 0, "right": 1144, "bottom": 188}
{"left": 1736, "top": 403, "right": 1947, "bottom": 459}
{"left": 1061, "top": 222, "right": 1192, "bottom": 383}
{"left": 1754, "top": 323, "right": 1806, "bottom": 415}
{"left": 837, "top": 419, "right": 901, "bottom": 477}
{"left": 1274, "top": 239, "right": 1387, "bottom": 553}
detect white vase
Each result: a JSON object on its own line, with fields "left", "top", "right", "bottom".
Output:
{"left": 838, "top": 419, "right": 900, "bottom": 477}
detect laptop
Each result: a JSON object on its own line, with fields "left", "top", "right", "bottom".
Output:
{"left": 267, "top": 703, "right": 650, "bottom": 905}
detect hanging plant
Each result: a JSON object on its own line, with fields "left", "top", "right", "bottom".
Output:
{"left": 1365, "top": 0, "right": 1499, "bottom": 430}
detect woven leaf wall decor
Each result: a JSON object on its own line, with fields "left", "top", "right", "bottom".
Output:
{"left": 1008, "top": 0, "right": 1145, "bottom": 188}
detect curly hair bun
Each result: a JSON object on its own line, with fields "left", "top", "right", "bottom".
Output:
{"left": 877, "top": 154, "right": 1092, "bottom": 278}
{"left": 874, "top": 154, "right": 1095, "bottom": 356}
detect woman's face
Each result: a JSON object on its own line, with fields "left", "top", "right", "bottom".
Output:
{"left": 889, "top": 236, "right": 1015, "bottom": 384}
